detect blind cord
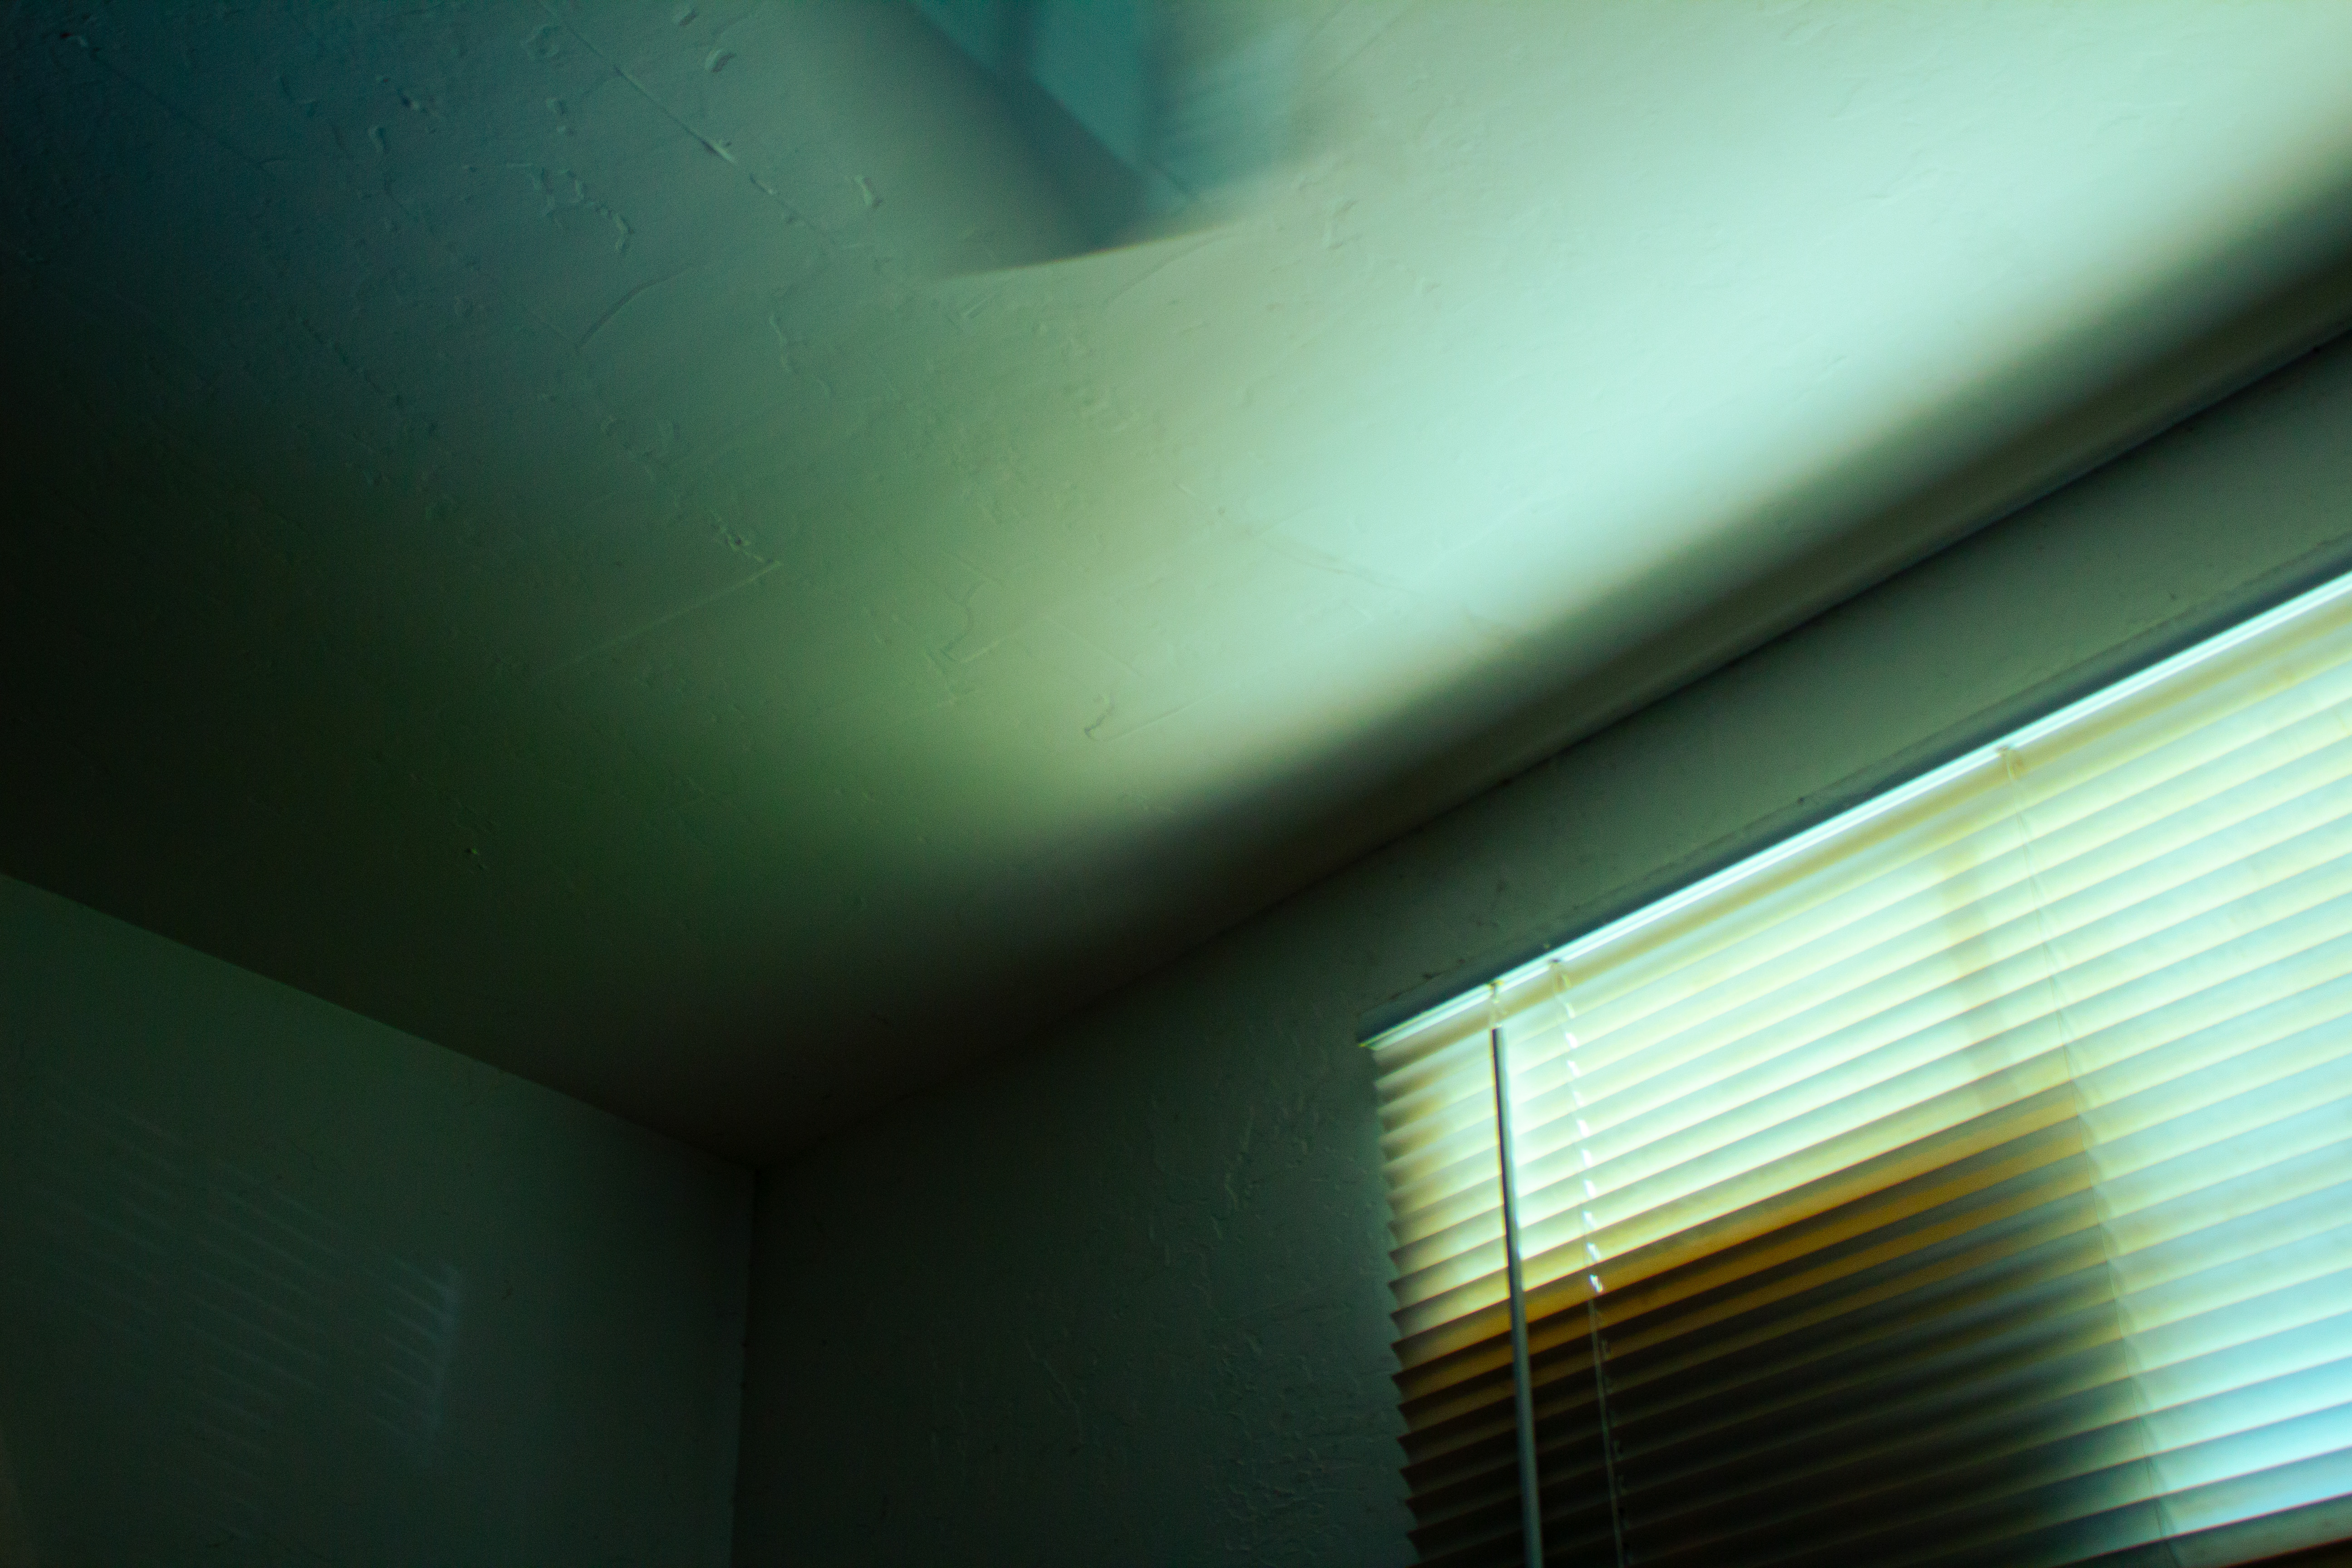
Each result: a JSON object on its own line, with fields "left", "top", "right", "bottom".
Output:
{"left": 1558, "top": 962, "right": 1632, "bottom": 1568}
{"left": 1490, "top": 1004, "right": 1546, "bottom": 1568}
{"left": 1588, "top": 1296, "right": 1629, "bottom": 1568}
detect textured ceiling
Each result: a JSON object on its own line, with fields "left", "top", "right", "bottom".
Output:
{"left": 7, "top": 2, "right": 2352, "bottom": 1159}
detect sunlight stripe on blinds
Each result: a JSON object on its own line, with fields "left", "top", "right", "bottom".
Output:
{"left": 1371, "top": 571, "right": 2352, "bottom": 1568}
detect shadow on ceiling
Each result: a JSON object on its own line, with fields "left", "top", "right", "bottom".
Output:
{"left": 911, "top": 0, "right": 1303, "bottom": 263}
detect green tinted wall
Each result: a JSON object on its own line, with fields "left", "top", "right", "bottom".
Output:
{"left": 0, "top": 876, "right": 751, "bottom": 1567}
{"left": 730, "top": 332, "right": 2352, "bottom": 1565}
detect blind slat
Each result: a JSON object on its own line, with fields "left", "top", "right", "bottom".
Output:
{"left": 1372, "top": 571, "right": 2352, "bottom": 1567}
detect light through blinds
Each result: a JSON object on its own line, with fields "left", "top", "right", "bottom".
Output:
{"left": 1369, "top": 572, "right": 2352, "bottom": 1568}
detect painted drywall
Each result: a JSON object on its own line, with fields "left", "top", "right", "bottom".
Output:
{"left": 0, "top": 875, "right": 751, "bottom": 1568}
{"left": 12, "top": 4, "right": 2352, "bottom": 1158}
{"left": 730, "top": 330, "right": 2352, "bottom": 1565}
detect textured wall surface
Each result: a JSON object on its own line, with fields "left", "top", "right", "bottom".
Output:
{"left": 730, "top": 332, "right": 2352, "bottom": 1565}
{"left": 0, "top": 876, "right": 752, "bottom": 1568}
{"left": 11, "top": 3, "right": 2352, "bottom": 1159}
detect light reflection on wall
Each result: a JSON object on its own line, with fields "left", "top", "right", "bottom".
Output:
{"left": 15, "top": 1082, "right": 462, "bottom": 1552}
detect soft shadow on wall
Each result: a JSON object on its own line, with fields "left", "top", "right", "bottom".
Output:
{"left": 913, "top": 0, "right": 1305, "bottom": 260}
{"left": 0, "top": 1420, "right": 31, "bottom": 1568}
{"left": 0, "top": 876, "right": 750, "bottom": 1567}
{"left": 7, "top": 1081, "right": 465, "bottom": 1552}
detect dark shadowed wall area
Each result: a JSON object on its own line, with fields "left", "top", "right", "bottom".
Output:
{"left": 730, "top": 333, "right": 2352, "bottom": 1565}
{"left": 0, "top": 877, "right": 752, "bottom": 1567}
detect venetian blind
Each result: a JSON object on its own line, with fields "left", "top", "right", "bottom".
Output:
{"left": 1372, "top": 573, "right": 2352, "bottom": 1568}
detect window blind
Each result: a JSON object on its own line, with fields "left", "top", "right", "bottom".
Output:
{"left": 1372, "top": 572, "right": 2352, "bottom": 1568}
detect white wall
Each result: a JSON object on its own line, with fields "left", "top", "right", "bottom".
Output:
{"left": 0, "top": 876, "right": 751, "bottom": 1568}
{"left": 730, "top": 329, "right": 2352, "bottom": 1566}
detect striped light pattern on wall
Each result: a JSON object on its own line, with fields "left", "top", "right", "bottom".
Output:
{"left": 1370, "top": 573, "right": 2352, "bottom": 1568}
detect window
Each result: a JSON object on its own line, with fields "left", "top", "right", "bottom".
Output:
{"left": 1370, "top": 571, "right": 2352, "bottom": 1568}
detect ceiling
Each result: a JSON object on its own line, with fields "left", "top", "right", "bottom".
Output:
{"left": 7, "top": 2, "right": 2352, "bottom": 1160}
